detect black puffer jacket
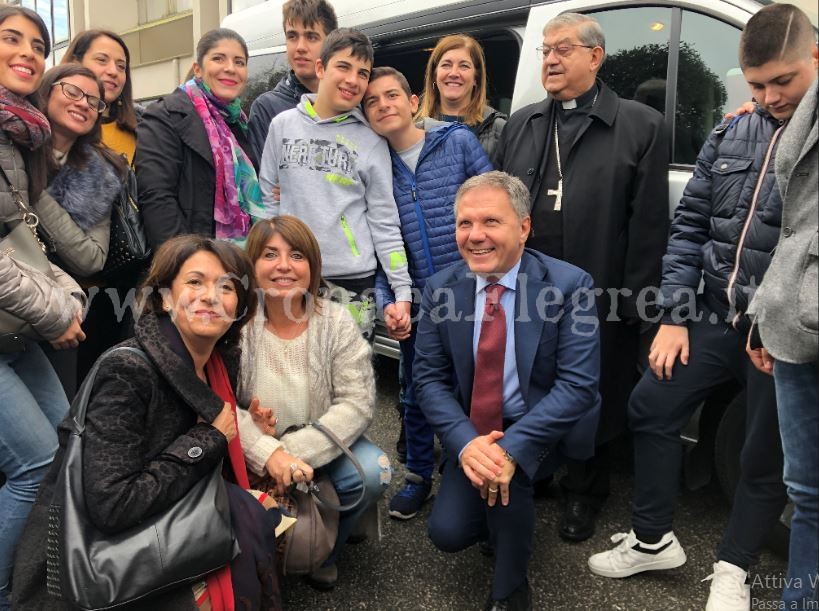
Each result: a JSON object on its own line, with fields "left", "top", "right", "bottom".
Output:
{"left": 660, "top": 108, "right": 785, "bottom": 326}
{"left": 247, "top": 71, "right": 310, "bottom": 163}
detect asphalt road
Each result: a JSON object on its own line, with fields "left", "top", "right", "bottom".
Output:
{"left": 282, "top": 357, "right": 788, "bottom": 611}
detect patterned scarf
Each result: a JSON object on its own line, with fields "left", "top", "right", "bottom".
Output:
{"left": 0, "top": 84, "right": 50, "bottom": 150}
{"left": 181, "top": 78, "right": 261, "bottom": 244}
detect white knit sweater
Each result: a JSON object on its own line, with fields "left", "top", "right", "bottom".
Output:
{"left": 237, "top": 298, "right": 375, "bottom": 472}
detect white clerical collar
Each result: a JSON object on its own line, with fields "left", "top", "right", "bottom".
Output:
{"left": 561, "top": 99, "right": 578, "bottom": 110}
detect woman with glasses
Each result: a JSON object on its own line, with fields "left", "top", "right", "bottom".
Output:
{"left": 61, "top": 30, "right": 140, "bottom": 165}
{"left": 136, "top": 28, "right": 262, "bottom": 250}
{"left": 0, "top": 7, "right": 86, "bottom": 608}
{"left": 36, "top": 63, "right": 128, "bottom": 395}
{"left": 415, "top": 34, "right": 506, "bottom": 159}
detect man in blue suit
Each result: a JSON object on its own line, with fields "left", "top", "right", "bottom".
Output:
{"left": 414, "top": 171, "right": 601, "bottom": 611}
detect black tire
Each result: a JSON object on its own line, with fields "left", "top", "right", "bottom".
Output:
{"left": 714, "top": 390, "right": 791, "bottom": 559}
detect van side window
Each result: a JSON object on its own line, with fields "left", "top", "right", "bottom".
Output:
{"left": 242, "top": 51, "right": 290, "bottom": 114}
{"left": 676, "top": 11, "right": 742, "bottom": 164}
{"left": 593, "top": 7, "right": 673, "bottom": 116}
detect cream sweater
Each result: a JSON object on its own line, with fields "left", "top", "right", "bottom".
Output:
{"left": 237, "top": 298, "right": 375, "bottom": 472}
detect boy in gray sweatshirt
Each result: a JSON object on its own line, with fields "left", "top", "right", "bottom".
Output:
{"left": 258, "top": 28, "right": 411, "bottom": 339}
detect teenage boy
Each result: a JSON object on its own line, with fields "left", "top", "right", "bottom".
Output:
{"left": 588, "top": 5, "right": 817, "bottom": 611}
{"left": 248, "top": 0, "right": 338, "bottom": 162}
{"left": 362, "top": 67, "right": 493, "bottom": 520}
{"left": 259, "top": 29, "right": 412, "bottom": 339}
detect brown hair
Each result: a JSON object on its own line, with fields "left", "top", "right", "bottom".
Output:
{"left": 62, "top": 30, "right": 138, "bottom": 135}
{"left": 416, "top": 34, "right": 488, "bottom": 126}
{"left": 319, "top": 28, "right": 373, "bottom": 68}
{"left": 245, "top": 215, "right": 324, "bottom": 310}
{"left": 139, "top": 235, "right": 258, "bottom": 349}
{"left": 282, "top": 0, "right": 338, "bottom": 37}
{"left": 0, "top": 6, "right": 51, "bottom": 201}
{"left": 740, "top": 4, "right": 816, "bottom": 69}
{"left": 38, "top": 64, "right": 127, "bottom": 179}
{"left": 369, "top": 66, "right": 412, "bottom": 97}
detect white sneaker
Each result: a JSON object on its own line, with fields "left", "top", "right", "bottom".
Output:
{"left": 704, "top": 561, "right": 751, "bottom": 611}
{"left": 588, "top": 530, "right": 687, "bottom": 578}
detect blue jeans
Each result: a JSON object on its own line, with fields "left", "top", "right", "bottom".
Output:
{"left": 0, "top": 342, "right": 69, "bottom": 603}
{"left": 774, "top": 360, "right": 818, "bottom": 607}
{"left": 400, "top": 329, "right": 435, "bottom": 480}
{"left": 322, "top": 436, "right": 391, "bottom": 564}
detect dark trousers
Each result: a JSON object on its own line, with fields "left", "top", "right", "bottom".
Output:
{"left": 428, "top": 457, "right": 535, "bottom": 599}
{"left": 561, "top": 319, "right": 639, "bottom": 507}
{"left": 629, "top": 301, "right": 786, "bottom": 570}
{"left": 400, "top": 327, "right": 436, "bottom": 480}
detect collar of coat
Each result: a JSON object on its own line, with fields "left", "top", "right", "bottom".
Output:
{"left": 133, "top": 311, "right": 242, "bottom": 422}
{"left": 531, "top": 78, "right": 618, "bottom": 127}
{"left": 158, "top": 88, "right": 215, "bottom": 168}
{"left": 46, "top": 144, "right": 121, "bottom": 231}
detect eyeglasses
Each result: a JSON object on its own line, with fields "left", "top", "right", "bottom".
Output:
{"left": 52, "top": 81, "right": 108, "bottom": 113}
{"left": 536, "top": 43, "right": 595, "bottom": 59}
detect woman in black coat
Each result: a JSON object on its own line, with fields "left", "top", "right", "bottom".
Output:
{"left": 136, "top": 28, "right": 261, "bottom": 250}
{"left": 12, "top": 236, "right": 281, "bottom": 610}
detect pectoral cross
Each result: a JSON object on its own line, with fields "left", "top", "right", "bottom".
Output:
{"left": 547, "top": 179, "right": 563, "bottom": 212}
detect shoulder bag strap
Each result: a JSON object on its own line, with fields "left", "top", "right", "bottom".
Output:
{"left": 308, "top": 420, "right": 367, "bottom": 512}
{"left": 0, "top": 162, "right": 48, "bottom": 251}
{"left": 70, "top": 346, "right": 150, "bottom": 434}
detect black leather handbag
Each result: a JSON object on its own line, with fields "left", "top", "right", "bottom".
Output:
{"left": 47, "top": 346, "right": 238, "bottom": 610}
{"left": 100, "top": 166, "right": 151, "bottom": 280}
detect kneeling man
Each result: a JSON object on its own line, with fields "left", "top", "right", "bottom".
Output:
{"left": 414, "top": 171, "right": 601, "bottom": 610}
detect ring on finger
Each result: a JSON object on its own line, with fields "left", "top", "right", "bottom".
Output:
{"left": 488, "top": 487, "right": 498, "bottom": 493}
{"left": 289, "top": 462, "right": 299, "bottom": 473}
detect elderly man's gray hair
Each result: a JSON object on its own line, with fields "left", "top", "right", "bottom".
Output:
{"left": 543, "top": 12, "right": 606, "bottom": 53}
{"left": 454, "top": 171, "right": 531, "bottom": 221}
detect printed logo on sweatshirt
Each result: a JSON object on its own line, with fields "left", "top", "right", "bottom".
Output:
{"left": 279, "top": 137, "right": 359, "bottom": 187}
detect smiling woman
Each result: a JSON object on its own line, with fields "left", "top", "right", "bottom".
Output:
{"left": 35, "top": 63, "right": 129, "bottom": 394}
{"left": 62, "top": 30, "right": 140, "bottom": 164}
{"left": 0, "top": 7, "right": 87, "bottom": 608}
{"left": 415, "top": 34, "right": 507, "bottom": 159}
{"left": 136, "top": 27, "right": 265, "bottom": 250}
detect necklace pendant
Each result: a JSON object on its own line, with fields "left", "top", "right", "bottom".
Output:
{"left": 547, "top": 179, "right": 563, "bottom": 211}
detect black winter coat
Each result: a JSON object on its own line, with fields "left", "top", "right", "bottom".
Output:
{"left": 660, "top": 108, "right": 785, "bottom": 327}
{"left": 12, "top": 313, "right": 234, "bottom": 611}
{"left": 494, "top": 81, "right": 669, "bottom": 321}
{"left": 247, "top": 70, "right": 310, "bottom": 163}
{"left": 135, "top": 88, "right": 257, "bottom": 250}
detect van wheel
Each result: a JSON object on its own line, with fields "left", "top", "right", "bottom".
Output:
{"left": 714, "top": 390, "right": 790, "bottom": 559}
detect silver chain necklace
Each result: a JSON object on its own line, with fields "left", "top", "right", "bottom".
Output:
{"left": 547, "top": 90, "right": 598, "bottom": 212}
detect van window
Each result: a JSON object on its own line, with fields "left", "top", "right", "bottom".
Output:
{"left": 676, "top": 11, "right": 743, "bottom": 164}
{"left": 593, "top": 7, "right": 673, "bottom": 116}
{"left": 242, "top": 51, "right": 290, "bottom": 114}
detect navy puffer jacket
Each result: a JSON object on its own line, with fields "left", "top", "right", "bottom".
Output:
{"left": 660, "top": 108, "right": 785, "bottom": 326}
{"left": 376, "top": 122, "right": 492, "bottom": 307}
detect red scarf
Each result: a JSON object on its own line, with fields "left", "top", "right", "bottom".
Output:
{"left": 203, "top": 350, "right": 249, "bottom": 611}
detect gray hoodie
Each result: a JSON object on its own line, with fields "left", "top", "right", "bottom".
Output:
{"left": 258, "top": 94, "right": 411, "bottom": 301}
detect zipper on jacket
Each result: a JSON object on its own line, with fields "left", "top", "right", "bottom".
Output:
{"left": 340, "top": 215, "right": 360, "bottom": 257}
{"left": 726, "top": 123, "right": 785, "bottom": 327}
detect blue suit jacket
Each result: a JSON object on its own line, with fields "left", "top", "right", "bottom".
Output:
{"left": 414, "top": 249, "right": 602, "bottom": 480}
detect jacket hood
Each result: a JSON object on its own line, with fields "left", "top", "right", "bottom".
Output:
{"left": 296, "top": 93, "right": 368, "bottom": 125}
{"left": 416, "top": 117, "right": 448, "bottom": 130}
{"left": 46, "top": 145, "right": 121, "bottom": 231}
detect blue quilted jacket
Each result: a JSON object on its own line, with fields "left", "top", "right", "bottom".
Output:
{"left": 376, "top": 122, "right": 492, "bottom": 308}
{"left": 660, "top": 108, "right": 785, "bottom": 327}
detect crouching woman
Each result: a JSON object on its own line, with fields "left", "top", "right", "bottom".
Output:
{"left": 238, "top": 216, "right": 391, "bottom": 590}
{"left": 12, "top": 235, "right": 282, "bottom": 610}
